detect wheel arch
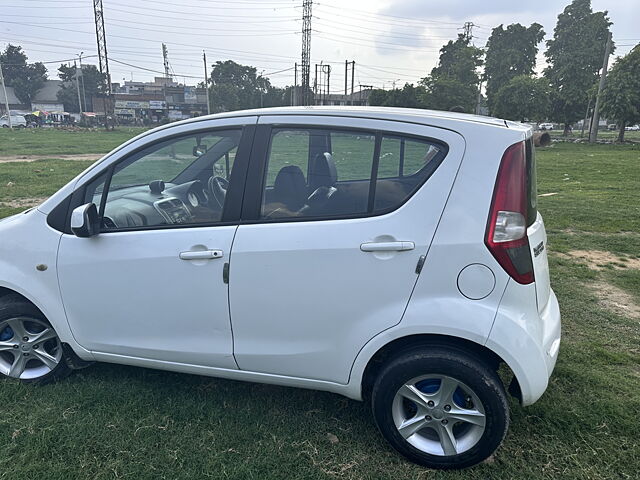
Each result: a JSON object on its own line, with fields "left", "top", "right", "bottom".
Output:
{"left": 359, "top": 334, "right": 519, "bottom": 403}
{"left": 0, "top": 286, "right": 46, "bottom": 316}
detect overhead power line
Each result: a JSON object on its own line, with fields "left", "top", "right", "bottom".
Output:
{"left": 110, "top": 58, "right": 200, "bottom": 78}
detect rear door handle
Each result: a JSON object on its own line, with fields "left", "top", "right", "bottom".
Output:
{"left": 179, "top": 250, "right": 224, "bottom": 260}
{"left": 360, "top": 241, "right": 415, "bottom": 252}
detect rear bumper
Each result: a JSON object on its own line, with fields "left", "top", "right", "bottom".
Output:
{"left": 485, "top": 281, "right": 561, "bottom": 406}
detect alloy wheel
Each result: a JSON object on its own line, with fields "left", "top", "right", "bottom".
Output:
{"left": 0, "top": 317, "right": 63, "bottom": 380}
{"left": 391, "top": 374, "right": 486, "bottom": 456}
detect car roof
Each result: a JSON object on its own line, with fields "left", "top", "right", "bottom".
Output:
{"left": 156, "top": 106, "right": 530, "bottom": 133}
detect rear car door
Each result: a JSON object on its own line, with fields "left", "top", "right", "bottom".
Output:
{"left": 229, "top": 115, "right": 465, "bottom": 383}
{"left": 57, "top": 120, "right": 256, "bottom": 368}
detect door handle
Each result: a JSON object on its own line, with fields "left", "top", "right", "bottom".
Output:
{"left": 360, "top": 241, "right": 415, "bottom": 252}
{"left": 179, "top": 249, "right": 224, "bottom": 260}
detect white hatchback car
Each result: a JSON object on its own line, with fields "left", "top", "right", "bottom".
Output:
{"left": 0, "top": 114, "right": 27, "bottom": 128}
{"left": 0, "top": 107, "right": 560, "bottom": 469}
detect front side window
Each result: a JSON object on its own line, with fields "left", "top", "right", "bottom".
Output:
{"left": 84, "top": 129, "right": 242, "bottom": 230}
{"left": 260, "top": 127, "right": 447, "bottom": 221}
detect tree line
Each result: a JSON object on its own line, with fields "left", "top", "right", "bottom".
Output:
{"left": 0, "top": 45, "right": 290, "bottom": 116}
{"left": 1, "top": 0, "right": 638, "bottom": 139}
{"left": 369, "top": 0, "right": 640, "bottom": 141}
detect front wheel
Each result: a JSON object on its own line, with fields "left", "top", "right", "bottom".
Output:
{"left": 371, "top": 347, "right": 509, "bottom": 469}
{"left": 0, "top": 294, "right": 71, "bottom": 385}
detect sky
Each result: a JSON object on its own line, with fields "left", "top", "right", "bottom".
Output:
{"left": 0, "top": 0, "right": 638, "bottom": 91}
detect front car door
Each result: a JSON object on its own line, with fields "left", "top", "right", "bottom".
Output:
{"left": 57, "top": 118, "right": 256, "bottom": 368}
{"left": 229, "top": 115, "right": 465, "bottom": 383}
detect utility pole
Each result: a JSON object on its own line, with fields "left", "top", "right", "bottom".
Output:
{"left": 162, "top": 43, "right": 170, "bottom": 79}
{"left": 93, "top": 0, "right": 113, "bottom": 128}
{"left": 324, "top": 64, "right": 330, "bottom": 105}
{"left": 74, "top": 60, "right": 83, "bottom": 115}
{"left": 293, "top": 62, "right": 297, "bottom": 106}
{"left": 0, "top": 61, "right": 12, "bottom": 128}
{"left": 314, "top": 63, "right": 318, "bottom": 104}
{"left": 351, "top": 61, "right": 355, "bottom": 102}
{"left": 162, "top": 43, "right": 171, "bottom": 122}
{"left": 581, "top": 95, "right": 593, "bottom": 137}
{"left": 203, "top": 51, "right": 211, "bottom": 115}
{"left": 344, "top": 60, "right": 348, "bottom": 97}
{"left": 260, "top": 69, "right": 265, "bottom": 108}
{"left": 475, "top": 79, "right": 483, "bottom": 115}
{"left": 344, "top": 60, "right": 355, "bottom": 105}
{"left": 77, "top": 52, "right": 87, "bottom": 112}
{"left": 589, "top": 31, "right": 612, "bottom": 143}
{"left": 300, "top": 0, "right": 312, "bottom": 105}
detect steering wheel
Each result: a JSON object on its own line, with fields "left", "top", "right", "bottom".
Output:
{"left": 208, "top": 176, "right": 229, "bottom": 209}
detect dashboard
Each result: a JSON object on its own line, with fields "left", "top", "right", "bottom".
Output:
{"left": 100, "top": 179, "right": 221, "bottom": 229}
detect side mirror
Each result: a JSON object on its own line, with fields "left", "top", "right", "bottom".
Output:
{"left": 70, "top": 203, "right": 100, "bottom": 237}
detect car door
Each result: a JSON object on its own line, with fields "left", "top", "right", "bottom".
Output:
{"left": 57, "top": 120, "right": 256, "bottom": 368}
{"left": 229, "top": 115, "right": 465, "bottom": 383}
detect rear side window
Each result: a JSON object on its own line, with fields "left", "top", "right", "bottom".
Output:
{"left": 260, "top": 127, "right": 447, "bottom": 220}
{"left": 266, "top": 130, "right": 309, "bottom": 186}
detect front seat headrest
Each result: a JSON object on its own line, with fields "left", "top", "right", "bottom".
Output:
{"left": 273, "top": 165, "right": 307, "bottom": 210}
{"left": 309, "top": 152, "right": 337, "bottom": 191}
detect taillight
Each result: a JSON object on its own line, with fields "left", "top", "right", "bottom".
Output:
{"left": 485, "top": 141, "right": 534, "bottom": 284}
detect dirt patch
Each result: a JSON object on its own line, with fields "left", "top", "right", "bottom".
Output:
{"left": 0, "top": 197, "right": 48, "bottom": 208}
{"left": 559, "top": 228, "right": 640, "bottom": 237}
{"left": 558, "top": 250, "right": 640, "bottom": 270}
{"left": 0, "top": 154, "right": 102, "bottom": 163}
{"left": 591, "top": 281, "right": 640, "bottom": 320}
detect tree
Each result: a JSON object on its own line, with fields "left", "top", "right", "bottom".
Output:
{"left": 57, "top": 63, "right": 107, "bottom": 113}
{"left": 492, "top": 75, "right": 551, "bottom": 122}
{"left": 544, "top": 0, "right": 612, "bottom": 134}
{"left": 0, "top": 44, "right": 47, "bottom": 105}
{"left": 208, "top": 60, "right": 287, "bottom": 112}
{"left": 484, "top": 23, "right": 545, "bottom": 114}
{"left": 368, "top": 84, "right": 427, "bottom": 108}
{"left": 601, "top": 44, "right": 640, "bottom": 142}
{"left": 420, "top": 34, "right": 483, "bottom": 112}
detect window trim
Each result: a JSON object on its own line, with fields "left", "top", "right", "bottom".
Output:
{"left": 240, "top": 124, "right": 449, "bottom": 225}
{"left": 55, "top": 125, "right": 256, "bottom": 235}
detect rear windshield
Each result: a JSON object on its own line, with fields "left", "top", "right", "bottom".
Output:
{"left": 526, "top": 138, "right": 537, "bottom": 226}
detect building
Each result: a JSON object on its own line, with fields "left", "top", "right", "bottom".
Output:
{"left": 109, "top": 77, "right": 208, "bottom": 123}
{"left": 30, "top": 80, "right": 65, "bottom": 112}
{"left": 312, "top": 89, "right": 372, "bottom": 106}
{"left": 0, "top": 86, "right": 29, "bottom": 114}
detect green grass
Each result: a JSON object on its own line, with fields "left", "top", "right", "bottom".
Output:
{"left": 0, "top": 127, "right": 148, "bottom": 156}
{"left": 1, "top": 133, "right": 639, "bottom": 479}
{"left": 548, "top": 129, "right": 640, "bottom": 142}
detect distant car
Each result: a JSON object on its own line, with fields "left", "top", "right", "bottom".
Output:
{"left": 0, "top": 114, "right": 27, "bottom": 128}
{"left": 538, "top": 123, "right": 554, "bottom": 130}
{"left": 608, "top": 124, "right": 617, "bottom": 131}
{"left": 0, "top": 107, "right": 561, "bottom": 469}
{"left": 625, "top": 125, "right": 639, "bottom": 131}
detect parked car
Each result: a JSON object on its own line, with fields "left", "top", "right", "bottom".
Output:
{"left": 625, "top": 124, "right": 640, "bottom": 131}
{"left": 0, "top": 114, "right": 27, "bottom": 128}
{"left": 0, "top": 107, "right": 560, "bottom": 469}
{"left": 608, "top": 124, "right": 617, "bottom": 131}
{"left": 538, "top": 122, "right": 554, "bottom": 130}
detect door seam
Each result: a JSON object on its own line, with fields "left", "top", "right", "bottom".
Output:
{"left": 227, "top": 225, "right": 241, "bottom": 369}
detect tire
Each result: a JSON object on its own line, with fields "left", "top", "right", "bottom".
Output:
{"left": 371, "top": 347, "right": 509, "bottom": 469}
{"left": 0, "top": 294, "right": 72, "bottom": 385}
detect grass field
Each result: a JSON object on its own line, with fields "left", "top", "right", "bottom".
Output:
{"left": 0, "top": 127, "right": 148, "bottom": 157}
{"left": 0, "top": 129, "right": 639, "bottom": 479}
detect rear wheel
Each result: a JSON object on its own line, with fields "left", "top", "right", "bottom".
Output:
{"left": 371, "top": 347, "right": 509, "bottom": 469}
{"left": 0, "top": 294, "right": 71, "bottom": 385}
